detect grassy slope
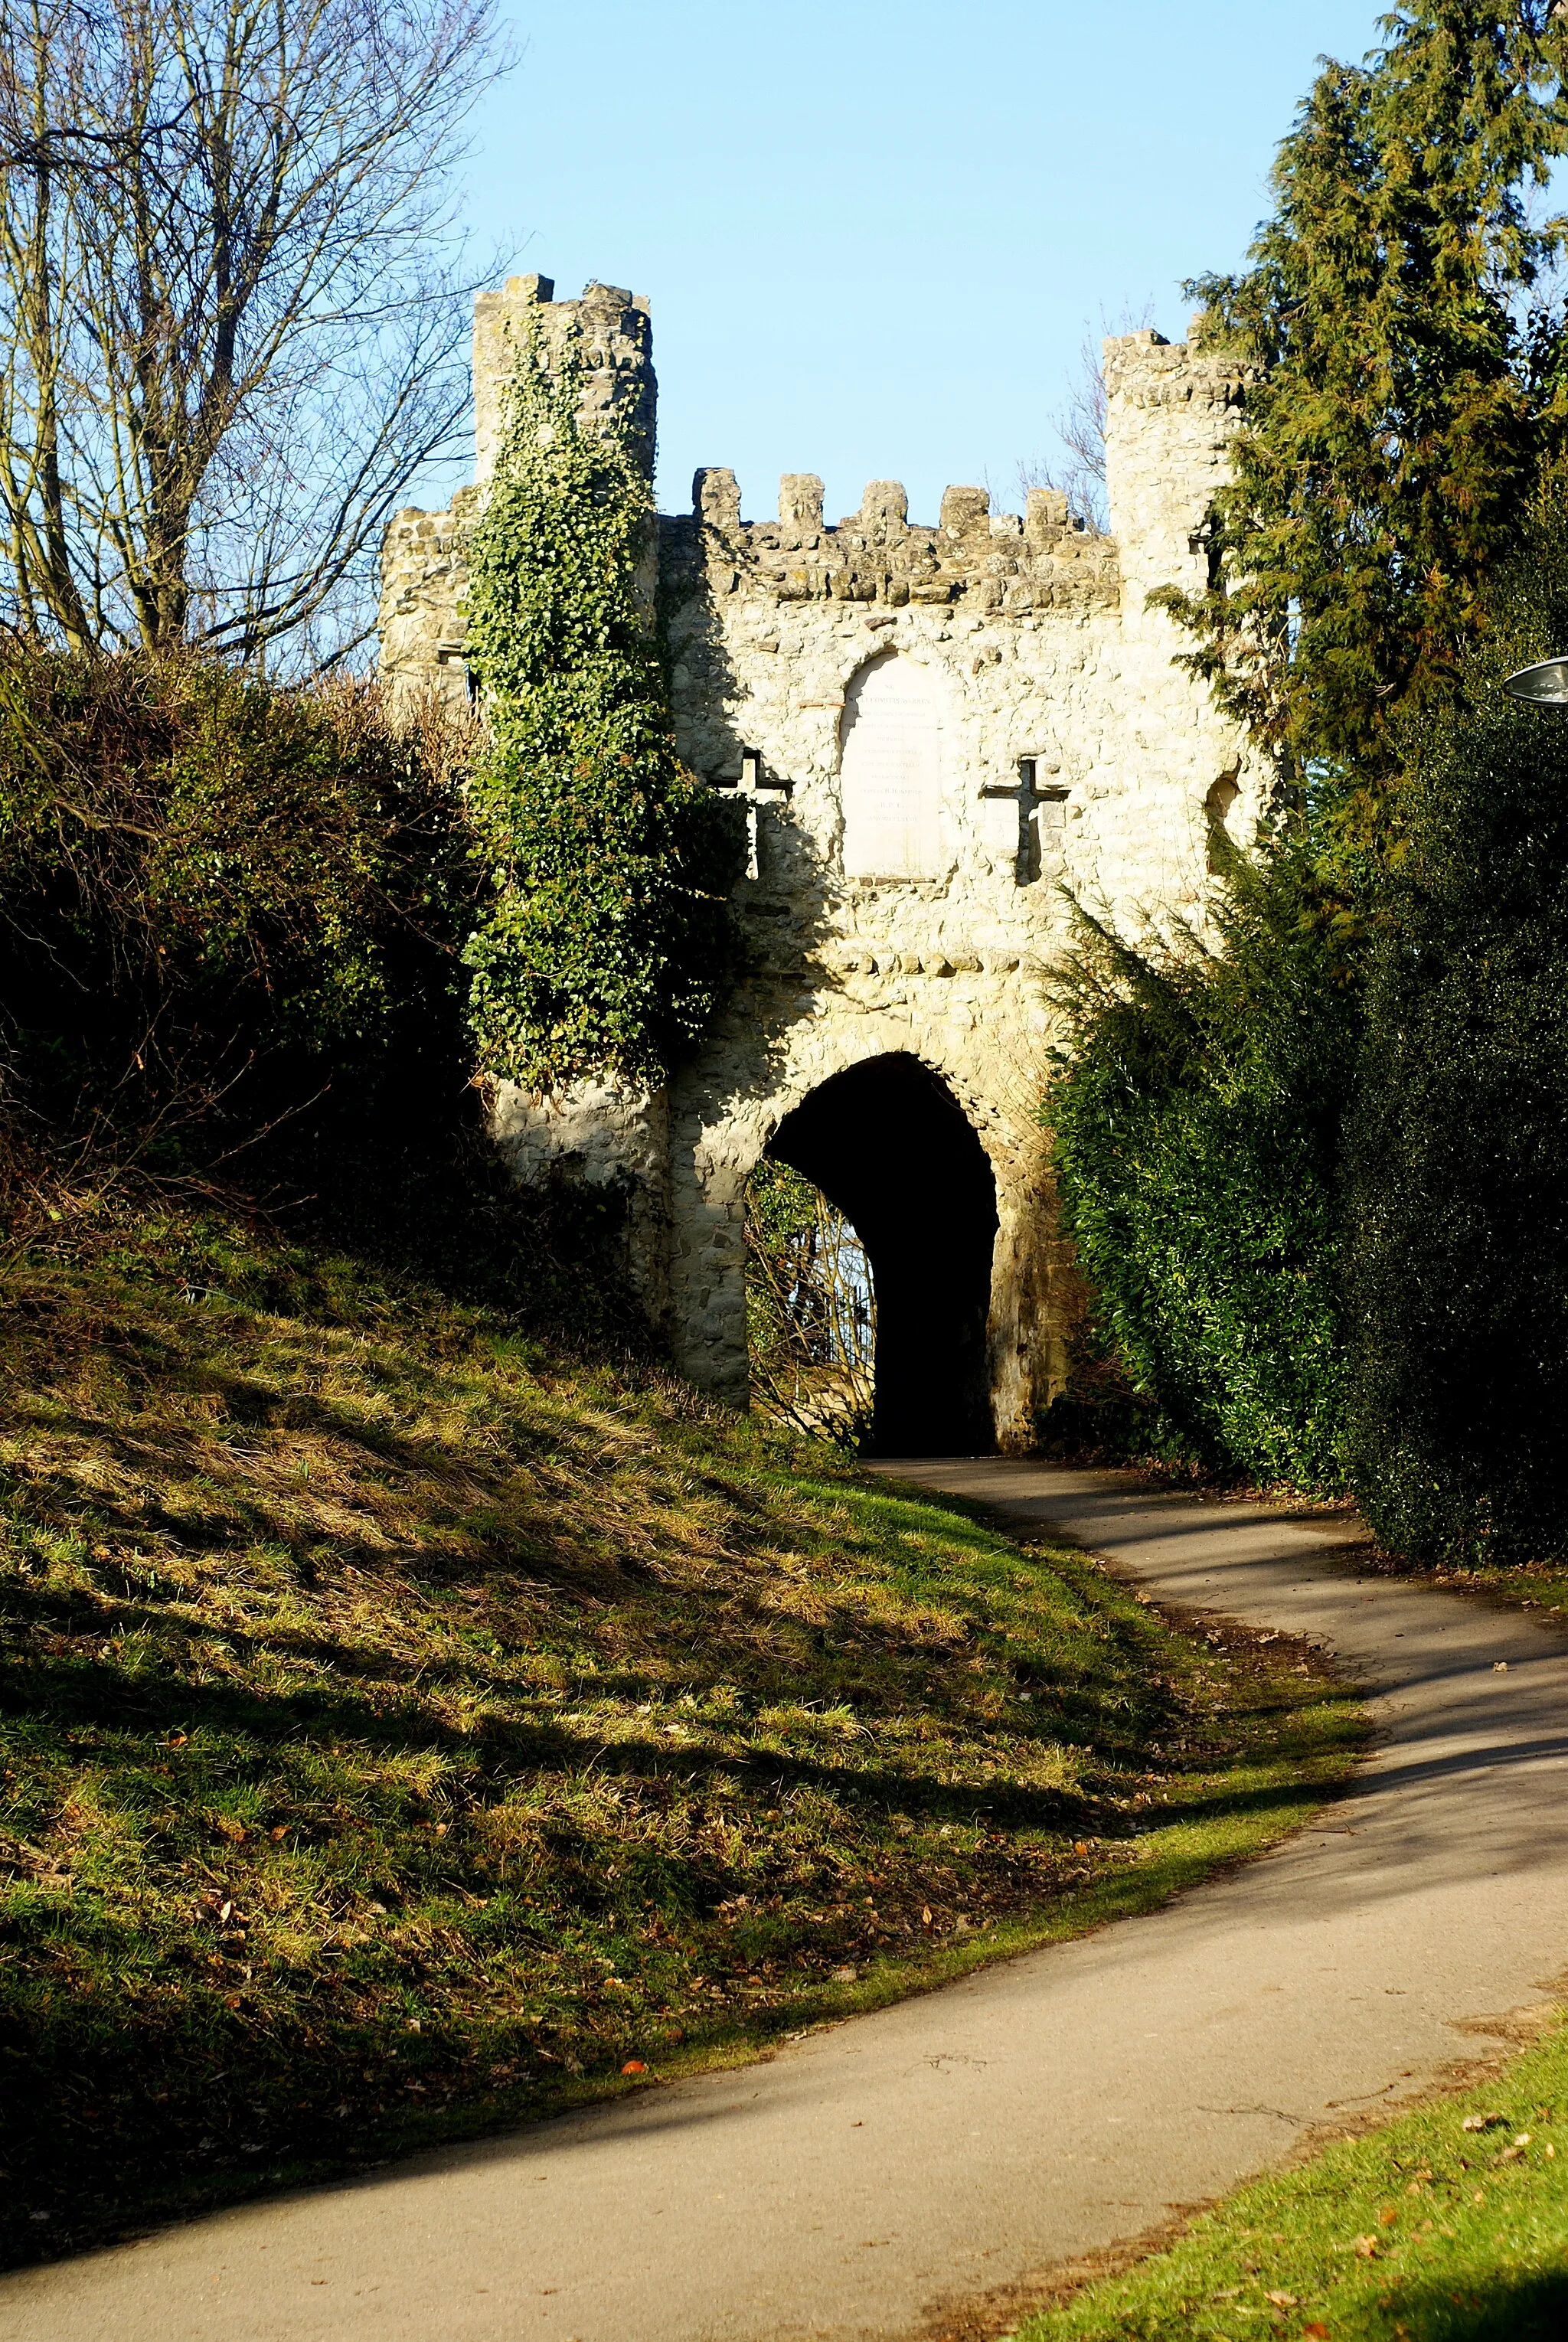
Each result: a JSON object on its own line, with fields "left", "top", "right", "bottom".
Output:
{"left": 1021, "top": 2019, "right": 1568, "bottom": 2342}
{"left": 0, "top": 1220, "right": 1361, "bottom": 2268}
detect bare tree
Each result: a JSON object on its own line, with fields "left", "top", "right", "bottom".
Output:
{"left": 1014, "top": 300, "right": 1158, "bottom": 535}
{"left": 0, "top": 0, "right": 505, "bottom": 665}
{"left": 745, "top": 1161, "right": 876, "bottom": 1448}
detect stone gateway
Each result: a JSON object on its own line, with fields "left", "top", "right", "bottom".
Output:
{"left": 380, "top": 275, "right": 1262, "bottom": 1452}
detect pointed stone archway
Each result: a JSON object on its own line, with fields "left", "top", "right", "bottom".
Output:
{"left": 766, "top": 1053, "right": 998, "bottom": 1455}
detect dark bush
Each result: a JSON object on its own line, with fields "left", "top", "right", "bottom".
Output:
{"left": 0, "top": 648, "right": 655, "bottom": 1343}
{"left": 1344, "top": 483, "right": 1568, "bottom": 1562}
{"left": 0, "top": 648, "right": 477, "bottom": 1128}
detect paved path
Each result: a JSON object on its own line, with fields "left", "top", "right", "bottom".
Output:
{"left": 11, "top": 1460, "right": 1568, "bottom": 2342}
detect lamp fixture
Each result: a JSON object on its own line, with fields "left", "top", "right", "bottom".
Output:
{"left": 1503, "top": 658, "right": 1568, "bottom": 707}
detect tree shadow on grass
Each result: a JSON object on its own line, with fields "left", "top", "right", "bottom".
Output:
{"left": 1391, "top": 2269, "right": 1568, "bottom": 2339}
{"left": 0, "top": 1277, "right": 1364, "bottom": 2273}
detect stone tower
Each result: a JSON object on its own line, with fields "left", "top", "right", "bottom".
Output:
{"left": 379, "top": 276, "right": 1261, "bottom": 1452}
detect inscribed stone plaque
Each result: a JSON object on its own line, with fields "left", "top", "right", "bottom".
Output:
{"left": 839, "top": 657, "right": 943, "bottom": 878}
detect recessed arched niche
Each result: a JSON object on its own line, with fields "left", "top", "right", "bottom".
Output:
{"left": 1205, "top": 774, "right": 1241, "bottom": 873}
{"left": 838, "top": 655, "right": 944, "bottom": 879}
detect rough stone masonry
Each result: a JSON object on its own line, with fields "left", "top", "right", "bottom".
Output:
{"left": 379, "top": 274, "right": 1263, "bottom": 1452}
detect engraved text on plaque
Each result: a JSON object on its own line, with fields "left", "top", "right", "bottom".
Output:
{"left": 839, "top": 656, "right": 943, "bottom": 878}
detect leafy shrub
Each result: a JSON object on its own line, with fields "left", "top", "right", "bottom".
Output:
{"left": 1044, "top": 837, "right": 1363, "bottom": 1490}
{"left": 0, "top": 648, "right": 579, "bottom": 1309}
{"left": 1344, "top": 482, "right": 1568, "bottom": 1562}
{"left": 462, "top": 311, "right": 743, "bottom": 1092}
{"left": 0, "top": 647, "right": 655, "bottom": 1338}
{"left": 0, "top": 648, "right": 477, "bottom": 1127}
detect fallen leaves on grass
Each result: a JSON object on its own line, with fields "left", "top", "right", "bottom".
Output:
{"left": 0, "top": 1230, "right": 1363, "bottom": 2265}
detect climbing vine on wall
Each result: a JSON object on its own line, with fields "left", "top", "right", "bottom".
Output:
{"left": 461, "top": 315, "right": 743, "bottom": 1092}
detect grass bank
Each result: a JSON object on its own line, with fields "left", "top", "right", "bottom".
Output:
{"left": 1021, "top": 2015, "right": 1568, "bottom": 2342}
{"left": 0, "top": 1217, "right": 1362, "bottom": 2266}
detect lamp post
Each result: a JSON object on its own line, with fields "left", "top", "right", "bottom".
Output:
{"left": 1503, "top": 658, "right": 1568, "bottom": 707}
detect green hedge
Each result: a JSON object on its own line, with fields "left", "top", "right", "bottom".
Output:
{"left": 1044, "top": 839, "right": 1361, "bottom": 1490}
{"left": 1050, "top": 480, "right": 1568, "bottom": 1551}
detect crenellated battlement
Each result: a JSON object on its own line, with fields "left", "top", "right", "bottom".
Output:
{"left": 679, "top": 464, "right": 1119, "bottom": 618}
{"left": 472, "top": 273, "right": 656, "bottom": 484}
{"left": 379, "top": 297, "right": 1246, "bottom": 717}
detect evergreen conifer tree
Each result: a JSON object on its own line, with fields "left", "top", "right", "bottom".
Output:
{"left": 461, "top": 318, "right": 741, "bottom": 1093}
{"left": 1048, "top": 8, "right": 1568, "bottom": 1491}
{"left": 1169, "top": 2, "right": 1568, "bottom": 800}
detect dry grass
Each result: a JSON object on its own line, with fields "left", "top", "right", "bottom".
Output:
{"left": 0, "top": 1217, "right": 1363, "bottom": 2264}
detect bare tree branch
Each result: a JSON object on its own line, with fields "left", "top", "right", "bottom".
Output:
{"left": 1014, "top": 300, "right": 1158, "bottom": 535}
{"left": 745, "top": 1163, "right": 876, "bottom": 1448}
{"left": 0, "top": 0, "right": 508, "bottom": 666}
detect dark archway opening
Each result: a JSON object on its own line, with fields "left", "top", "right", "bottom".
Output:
{"left": 766, "top": 1053, "right": 998, "bottom": 1456}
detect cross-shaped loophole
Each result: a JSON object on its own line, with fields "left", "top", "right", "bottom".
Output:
{"left": 717, "top": 749, "right": 792, "bottom": 880}
{"left": 980, "top": 758, "right": 1068, "bottom": 885}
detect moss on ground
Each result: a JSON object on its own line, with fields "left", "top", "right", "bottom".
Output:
{"left": 0, "top": 1217, "right": 1362, "bottom": 2266}
{"left": 1021, "top": 2017, "right": 1568, "bottom": 2342}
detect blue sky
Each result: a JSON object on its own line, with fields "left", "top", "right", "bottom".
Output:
{"left": 434, "top": 1, "right": 1381, "bottom": 528}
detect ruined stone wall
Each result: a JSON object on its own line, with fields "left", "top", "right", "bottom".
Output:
{"left": 378, "top": 279, "right": 1262, "bottom": 1449}
{"left": 378, "top": 488, "right": 477, "bottom": 717}
{"left": 473, "top": 274, "right": 655, "bottom": 485}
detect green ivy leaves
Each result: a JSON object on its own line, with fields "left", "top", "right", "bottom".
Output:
{"left": 461, "top": 314, "right": 742, "bottom": 1093}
